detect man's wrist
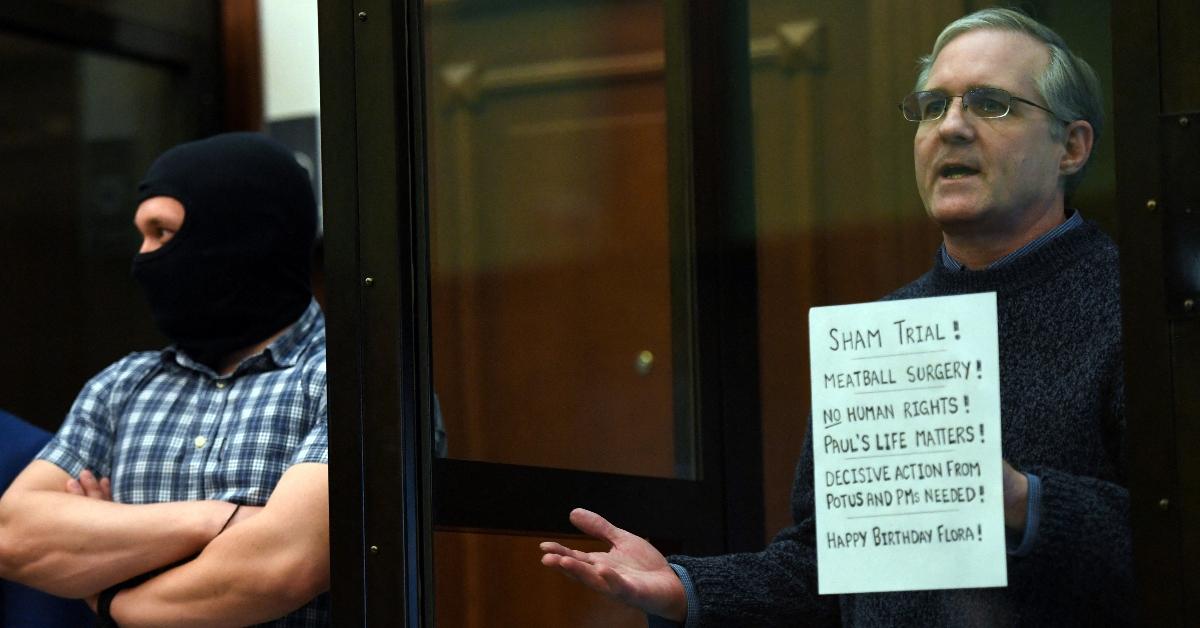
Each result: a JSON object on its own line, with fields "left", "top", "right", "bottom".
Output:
{"left": 219, "top": 503, "right": 241, "bottom": 535}
{"left": 1002, "top": 467, "right": 1030, "bottom": 530}
{"left": 667, "top": 563, "right": 698, "bottom": 626}
{"left": 1007, "top": 472, "right": 1042, "bottom": 557}
{"left": 197, "top": 500, "right": 239, "bottom": 543}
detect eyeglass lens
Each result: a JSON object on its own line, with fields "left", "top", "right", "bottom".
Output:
{"left": 901, "top": 88, "right": 1012, "bottom": 121}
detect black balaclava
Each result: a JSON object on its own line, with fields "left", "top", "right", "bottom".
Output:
{"left": 131, "top": 132, "right": 317, "bottom": 369}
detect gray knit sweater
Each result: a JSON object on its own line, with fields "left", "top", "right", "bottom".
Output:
{"left": 671, "top": 222, "right": 1132, "bottom": 627}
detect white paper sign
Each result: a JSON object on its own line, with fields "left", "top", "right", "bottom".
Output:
{"left": 809, "top": 293, "right": 1006, "bottom": 594}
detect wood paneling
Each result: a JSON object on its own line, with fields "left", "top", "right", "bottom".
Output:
{"left": 749, "top": 0, "right": 957, "bottom": 538}
{"left": 425, "top": 4, "right": 682, "bottom": 625}
{"left": 435, "top": 530, "right": 644, "bottom": 628}
{"left": 428, "top": 3, "right": 674, "bottom": 477}
{"left": 220, "top": 0, "right": 262, "bottom": 131}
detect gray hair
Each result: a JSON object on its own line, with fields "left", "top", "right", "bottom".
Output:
{"left": 914, "top": 8, "right": 1104, "bottom": 197}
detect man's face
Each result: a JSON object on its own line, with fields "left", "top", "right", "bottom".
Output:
{"left": 914, "top": 29, "right": 1067, "bottom": 241}
{"left": 133, "top": 196, "right": 185, "bottom": 254}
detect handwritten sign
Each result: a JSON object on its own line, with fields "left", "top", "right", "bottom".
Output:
{"left": 809, "top": 293, "right": 1006, "bottom": 594}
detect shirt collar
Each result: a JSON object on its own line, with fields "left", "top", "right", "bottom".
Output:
{"left": 940, "top": 209, "right": 1083, "bottom": 271}
{"left": 261, "top": 298, "right": 324, "bottom": 367}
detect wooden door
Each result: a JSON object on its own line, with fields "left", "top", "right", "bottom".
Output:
{"left": 427, "top": 1, "right": 677, "bottom": 478}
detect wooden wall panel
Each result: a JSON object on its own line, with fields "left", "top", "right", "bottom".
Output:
{"left": 428, "top": 3, "right": 674, "bottom": 477}
{"left": 425, "top": 5, "right": 676, "bottom": 625}
{"left": 435, "top": 530, "right": 644, "bottom": 628}
{"left": 749, "top": 0, "right": 960, "bottom": 537}
{"left": 748, "top": 14, "right": 825, "bottom": 544}
{"left": 220, "top": 0, "right": 263, "bottom": 131}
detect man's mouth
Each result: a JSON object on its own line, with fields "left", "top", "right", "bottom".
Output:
{"left": 939, "top": 165, "right": 980, "bottom": 180}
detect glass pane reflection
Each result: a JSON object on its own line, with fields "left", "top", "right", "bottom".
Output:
{"left": 435, "top": 530, "right": 644, "bottom": 628}
{"left": 425, "top": 2, "right": 686, "bottom": 478}
{"left": 0, "top": 31, "right": 183, "bottom": 431}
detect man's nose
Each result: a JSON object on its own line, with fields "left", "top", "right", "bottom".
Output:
{"left": 937, "top": 98, "right": 975, "bottom": 141}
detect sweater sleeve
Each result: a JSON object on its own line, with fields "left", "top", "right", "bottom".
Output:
{"left": 668, "top": 424, "right": 840, "bottom": 628}
{"left": 1009, "top": 359, "right": 1133, "bottom": 625}
{"left": 1014, "top": 465, "right": 1132, "bottom": 623}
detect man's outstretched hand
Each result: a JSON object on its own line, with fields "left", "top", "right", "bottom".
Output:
{"left": 540, "top": 508, "right": 687, "bottom": 622}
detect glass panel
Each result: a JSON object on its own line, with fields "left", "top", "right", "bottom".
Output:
{"left": 750, "top": 0, "right": 1119, "bottom": 537}
{"left": 1034, "top": 1, "right": 1116, "bottom": 235}
{"left": 750, "top": 0, "right": 1124, "bottom": 612}
{"left": 435, "top": 530, "right": 644, "bottom": 627}
{"left": 748, "top": 0, "right": 952, "bottom": 543}
{"left": 425, "top": 2, "right": 688, "bottom": 478}
{"left": 0, "top": 31, "right": 185, "bottom": 432}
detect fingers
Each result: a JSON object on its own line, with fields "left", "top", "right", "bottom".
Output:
{"left": 593, "top": 562, "right": 631, "bottom": 597}
{"left": 543, "top": 509, "right": 676, "bottom": 617}
{"left": 542, "top": 554, "right": 640, "bottom": 611}
{"left": 542, "top": 554, "right": 619, "bottom": 596}
{"left": 569, "top": 508, "right": 624, "bottom": 544}
{"left": 69, "top": 470, "right": 111, "bottom": 500}
{"left": 539, "top": 541, "right": 593, "bottom": 564}
{"left": 78, "top": 470, "right": 104, "bottom": 499}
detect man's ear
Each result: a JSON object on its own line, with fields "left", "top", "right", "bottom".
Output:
{"left": 1059, "top": 119, "right": 1094, "bottom": 176}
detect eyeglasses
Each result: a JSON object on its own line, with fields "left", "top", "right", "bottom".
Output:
{"left": 899, "top": 87, "right": 1066, "bottom": 123}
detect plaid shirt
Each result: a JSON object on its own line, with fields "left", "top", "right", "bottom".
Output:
{"left": 38, "top": 299, "right": 329, "bottom": 626}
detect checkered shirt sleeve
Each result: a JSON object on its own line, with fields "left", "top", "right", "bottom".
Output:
{"left": 37, "top": 354, "right": 158, "bottom": 479}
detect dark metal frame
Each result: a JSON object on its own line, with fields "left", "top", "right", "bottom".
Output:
{"left": 320, "top": 0, "right": 764, "bottom": 624}
{"left": 1113, "top": 0, "right": 1200, "bottom": 623}
{"left": 1112, "top": 0, "right": 1175, "bottom": 618}
{"left": 673, "top": 0, "right": 765, "bottom": 553}
{"left": 320, "top": 0, "right": 435, "bottom": 624}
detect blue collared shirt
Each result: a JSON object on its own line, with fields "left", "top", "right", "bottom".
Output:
{"left": 39, "top": 299, "right": 329, "bottom": 627}
{"left": 940, "top": 209, "right": 1083, "bottom": 271}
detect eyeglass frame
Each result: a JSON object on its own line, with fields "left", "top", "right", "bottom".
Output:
{"left": 899, "top": 87, "right": 1070, "bottom": 125}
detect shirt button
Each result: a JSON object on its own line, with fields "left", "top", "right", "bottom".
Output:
{"left": 215, "top": 381, "right": 227, "bottom": 389}
{"left": 195, "top": 436, "right": 208, "bottom": 449}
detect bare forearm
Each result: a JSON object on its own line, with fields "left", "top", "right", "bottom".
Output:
{"left": 0, "top": 490, "right": 231, "bottom": 597}
{"left": 111, "top": 515, "right": 328, "bottom": 627}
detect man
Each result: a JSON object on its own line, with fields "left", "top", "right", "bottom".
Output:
{"left": 0, "top": 133, "right": 330, "bottom": 626}
{"left": 541, "top": 8, "right": 1131, "bottom": 626}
